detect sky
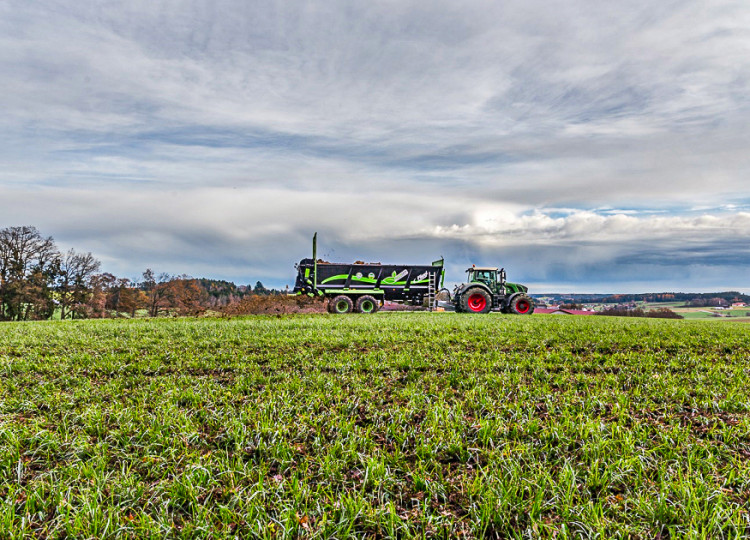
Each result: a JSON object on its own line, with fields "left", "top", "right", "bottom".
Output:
{"left": 1, "top": 0, "right": 749, "bottom": 293}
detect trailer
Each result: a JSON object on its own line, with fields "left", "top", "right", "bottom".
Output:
{"left": 292, "top": 234, "right": 534, "bottom": 315}
{"left": 293, "top": 235, "right": 444, "bottom": 313}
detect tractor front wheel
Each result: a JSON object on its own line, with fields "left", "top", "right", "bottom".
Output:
{"left": 329, "top": 295, "right": 354, "bottom": 314}
{"left": 460, "top": 288, "right": 492, "bottom": 314}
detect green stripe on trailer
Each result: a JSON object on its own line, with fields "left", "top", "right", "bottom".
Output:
{"left": 321, "top": 275, "right": 429, "bottom": 286}
{"left": 323, "top": 289, "right": 385, "bottom": 295}
{"left": 382, "top": 278, "right": 429, "bottom": 285}
{"left": 321, "top": 274, "right": 378, "bottom": 284}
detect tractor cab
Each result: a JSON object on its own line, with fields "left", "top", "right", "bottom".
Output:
{"left": 466, "top": 266, "right": 506, "bottom": 295}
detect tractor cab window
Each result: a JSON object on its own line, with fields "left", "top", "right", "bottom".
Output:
{"left": 472, "top": 270, "right": 496, "bottom": 284}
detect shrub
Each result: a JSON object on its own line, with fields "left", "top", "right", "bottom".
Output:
{"left": 645, "top": 307, "right": 683, "bottom": 319}
{"left": 599, "top": 307, "right": 646, "bottom": 317}
{"left": 222, "top": 294, "right": 326, "bottom": 316}
{"left": 599, "top": 307, "right": 683, "bottom": 319}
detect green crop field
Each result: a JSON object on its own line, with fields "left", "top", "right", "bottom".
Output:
{"left": 1, "top": 314, "right": 750, "bottom": 538}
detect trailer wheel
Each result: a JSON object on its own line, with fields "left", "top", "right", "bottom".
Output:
{"left": 356, "top": 295, "right": 379, "bottom": 314}
{"left": 460, "top": 288, "right": 492, "bottom": 314}
{"left": 330, "top": 295, "right": 354, "bottom": 314}
{"left": 509, "top": 294, "right": 534, "bottom": 315}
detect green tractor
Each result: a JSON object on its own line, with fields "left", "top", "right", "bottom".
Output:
{"left": 452, "top": 266, "right": 534, "bottom": 314}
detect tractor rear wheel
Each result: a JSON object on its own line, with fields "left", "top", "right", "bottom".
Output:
{"left": 460, "top": 288, "right": 492, "bottom": 314}
{"left": 508, "top": 294, "right": 534, "bottom": 315}
{"left": 330, "top": 295, "right": 354, "bottom": 314}
{"left": 356, "top": 295, "right": 379, "bottom": 314}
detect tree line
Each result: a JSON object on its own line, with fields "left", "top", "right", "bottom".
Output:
{"left": 598, "top": 292, "right": 749, "bottom": 305}
{"left": 547, "top": 291, "right": 749, "bottom": 306}
{"left": 0, "top": 226, "right": 283, "bottom": 322}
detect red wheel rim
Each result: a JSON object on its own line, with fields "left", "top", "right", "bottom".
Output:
{"left": 516, "top": 300, "right": 530, "bottom": 314}
{"left": 467, "top": 293, "right": 487, "bottom": 312}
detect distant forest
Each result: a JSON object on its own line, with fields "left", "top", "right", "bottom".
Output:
{"left": 0, "top": 226, "right": 287, "bottom": 321}
{"left": 536, "top": 291, "right": 750, "bottom": 306}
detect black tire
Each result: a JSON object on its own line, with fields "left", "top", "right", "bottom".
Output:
{"left": 459, "top": 288, "right": 492, "bottom": 314}
{"left": 508, "top": 294, "right": 534, "bottom": 315}
{"left": 355, "top": 295, "right": 379, "bottom": 314}
{"left": 329, "top": 295, "right": 354, "bottom": 314}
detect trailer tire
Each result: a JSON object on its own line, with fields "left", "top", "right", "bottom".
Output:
{"left": 355, "top": 295, "right": 379, "bottom": 314}
{"left": 460, "top": 288, "right": 492, "bottom": 314}
{"left": 508, "top": 294, "right": 534, "bottom": 315}
{"left": 330, "top": 295, "right": 354, "bottom": 314}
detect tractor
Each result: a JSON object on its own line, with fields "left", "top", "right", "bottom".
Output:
{"left": 452, "top": 265, "right": 534, "bottom": 314}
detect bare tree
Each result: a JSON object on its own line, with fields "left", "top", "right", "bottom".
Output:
{"left": 85, "top": 272, "right": 114, "bottom": 318}
{"left": 119, "top": 282, "right": 146, "bottom": 318}
{"left": 142, "top": 269, "right": 173, "bottom": 317}
{"left": 57, "top": 249, "right": 101, "bottom": 319}
{"left": 0, "top": 226, "right": 59, "bottom": 321}
{"left": 103, "top": 275, "right": 145, "bottom": 318}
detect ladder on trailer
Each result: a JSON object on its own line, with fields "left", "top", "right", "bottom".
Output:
{"left": 427, "top": 274, "right": 437, "bottom": 311}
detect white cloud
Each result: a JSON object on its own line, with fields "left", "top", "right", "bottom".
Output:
{"left": 2, "top": 182, "right": 748, "bottom": 291}
{"left": 466, "top": 210, "right": 748, "bottom": 240}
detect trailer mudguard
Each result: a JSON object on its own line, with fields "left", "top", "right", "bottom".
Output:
{"left": 454, "top": 282, "right": 492, "bottom": 298}
{"left": 453, "top": 282, "right": 494, "bottom": 302}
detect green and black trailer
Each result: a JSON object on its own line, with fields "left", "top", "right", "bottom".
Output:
{"left": 293, "top": 234, "right": 444, "bottom": 313}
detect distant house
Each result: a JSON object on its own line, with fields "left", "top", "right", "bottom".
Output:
{"left": 732, "top": 302, "right": 747, "bottom": 307}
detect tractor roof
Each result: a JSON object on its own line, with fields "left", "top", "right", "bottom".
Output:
{"left": 468, "top": 266, "right": 498, "bottom": 271}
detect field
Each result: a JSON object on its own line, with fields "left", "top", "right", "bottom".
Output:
{"left": 633, "top": 303, "right": 750, "bottom": 323}
{"left": 1, "top": 314, "right": 750, "bottom": 538}
{"left": 668, "top": 307, "right": 750, "bottom": 323}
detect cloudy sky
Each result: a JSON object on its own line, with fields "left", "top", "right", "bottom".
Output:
{"left": 2, "top": 0, "right": 749, "bottom": 292}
